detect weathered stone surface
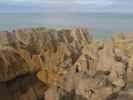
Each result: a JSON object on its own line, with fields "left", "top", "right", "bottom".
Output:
{"left": 0, "top": 74, "right": 47, "bottom": 100}
{"left": 1, "top": 27, "right": 133, "bottom": 100}
{"left": 0, "top": 46, "right": 34, "bottom": 82}
{"left": 127, "top": 55, "right": 133, "bottom": 83}
{"left": 97, "top": 41, "right": 114, "bottom": 72}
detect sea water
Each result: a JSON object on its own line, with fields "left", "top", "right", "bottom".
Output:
{"left": 0, "top": 13, "right": 133, "bottom": 38}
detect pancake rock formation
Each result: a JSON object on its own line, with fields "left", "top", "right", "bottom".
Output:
{"left": 0, "top": 27, "right": 133, "bottom": 100}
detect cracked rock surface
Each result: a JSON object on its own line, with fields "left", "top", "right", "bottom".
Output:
{"left": 0, "top": 27, "right": 133, "bottom": 100}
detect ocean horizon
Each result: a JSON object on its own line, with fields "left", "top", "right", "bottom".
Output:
{"left": 0, "top": 12, "right": 133, "bottom": 38}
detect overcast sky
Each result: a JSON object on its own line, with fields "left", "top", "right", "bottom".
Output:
{"left": 0, "top": 0, "right": 133, "bottom": 13}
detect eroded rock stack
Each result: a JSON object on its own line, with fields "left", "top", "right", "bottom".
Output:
{"left": 0, "top": 27, "right": 133, "bottom": 100}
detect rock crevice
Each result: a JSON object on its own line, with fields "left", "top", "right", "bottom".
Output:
{"left": 0, "top": 27, "right": 133, "bottom": 100}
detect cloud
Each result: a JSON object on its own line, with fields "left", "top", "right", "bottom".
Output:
{"left": 1, "top": 0, "right": 133, "bottom": 13}
{"left": 73, "top": 0, "right": 113, "bottom": 5}
{"left": 1, "top": 0, "right": 114, "bottom": 5}
{"left": 1, "top": 0, "right": 132, "bottom": 6}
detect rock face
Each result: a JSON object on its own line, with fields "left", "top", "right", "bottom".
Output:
{"left": 0, "top": 27, "right": 133, "bottom": 100}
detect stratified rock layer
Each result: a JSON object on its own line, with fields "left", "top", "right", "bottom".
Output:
{"left": 0, "top": 27, "right": 133, "bottom": 100}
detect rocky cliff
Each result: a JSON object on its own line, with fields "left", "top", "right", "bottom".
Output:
{"left": 0, "top": 27, "right": 133, "bottom": 100}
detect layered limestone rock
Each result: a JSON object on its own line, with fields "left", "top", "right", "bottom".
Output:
{"left": 0, "top": 27, "right": 133, "bottom": 100}
{"left": 0, "top": 27, "right": 92, "bottom": 100}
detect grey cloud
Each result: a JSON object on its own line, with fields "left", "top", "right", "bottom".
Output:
{"left": 0, "top": 0, "right": 133, "bottom": 13}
